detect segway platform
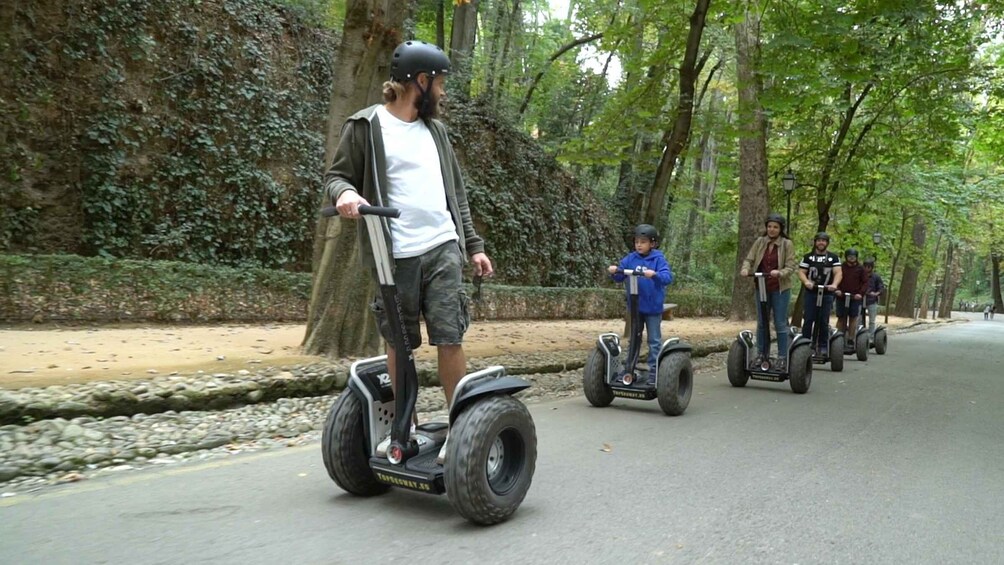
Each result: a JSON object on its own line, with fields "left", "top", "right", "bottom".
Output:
{"left": 369, "top": 435, "right": 445, "bottom": 494}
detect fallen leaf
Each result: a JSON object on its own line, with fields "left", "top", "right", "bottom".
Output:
{"left": 600, "top": 443, "right": 612, "bottom": 453}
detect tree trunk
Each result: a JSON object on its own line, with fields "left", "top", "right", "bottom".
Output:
{"left": 993, "top": 253, "right": 1003, "bottom": 312}
{"left": 644, "top": 0, "right": 711, "bottom": 227}
{"left": 938, "top": 243, "right": 958, "bottom": 319}
{"left": 449, "top": 0, "right": 480, "bottom": 97}
{"left": 680, "top": 89, "right": 720, "bottom": 277}
{"left": 435, "top": 0, "right": 445, "bottom": 49}
{"left": 893, "top": 215, "right": 926, "bottom": 317}
{"left": 303, "top": 0, "right": 415, "bottom": 358}
{"left": 729, "top": 0, "right": 768, "bottom": 321}
{"left": 494, "top": 0, "right": 521, "bottom": 101}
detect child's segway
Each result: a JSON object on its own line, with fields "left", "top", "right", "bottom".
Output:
{"left": 582, "top": 266, "right": 693, "bottom": 415}
{"left": 838, "top": 292, "right": 868, "bottom": 361}
{"left": 809, "top": 283, "right": 844, "bottom": 372}
{"left": 726, "top": 273, "right": 813, "bottom": 394}
{"left": 320, "top": 205, "right": 536, "bottom": 525}
{"left": 857, "top": 317, "right": 888, "bottom": 355}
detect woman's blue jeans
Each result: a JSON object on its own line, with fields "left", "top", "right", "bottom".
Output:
{"left": 756, "top": 288, "right": 791, "bottom": 359}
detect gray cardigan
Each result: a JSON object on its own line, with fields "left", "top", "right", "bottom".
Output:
{"left": 323, "top": 104, "right": 485, "bottom": 268}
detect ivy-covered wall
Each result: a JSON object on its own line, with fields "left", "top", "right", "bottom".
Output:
{"left": 1, "top": 1, "right": 624, "bottom": 286}
{"left": 1, "top": 0, "right": 336, "bottom": 270}
{"left": 449, "top": 98, "right": 622, "bottom": 287}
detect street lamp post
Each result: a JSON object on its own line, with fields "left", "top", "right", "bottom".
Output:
{"left": 782, "top": 169, "right": 797, "bottom": 230}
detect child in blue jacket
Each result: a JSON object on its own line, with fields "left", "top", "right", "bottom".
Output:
{"left": 607, "top": 224, "right": 674, "bottom": 382}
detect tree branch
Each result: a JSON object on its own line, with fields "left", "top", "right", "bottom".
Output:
{"left": 518, "top": 32, "right": 604, "bottom": 115}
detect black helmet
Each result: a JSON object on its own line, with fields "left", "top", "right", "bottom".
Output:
{"left": 765, "top": 212, "right": 787, "bottom": 237}
{"left": 814, "top": 231, "right": 830, "bottom": 242}
{"left": 845, "top": 248, "right": 859, "bottom": 258}
{"left": 390, "top": 41, "right": 451, "bottom": 83}
{"left": 634, "top": 224, "right": 659, "bottom": 242}
{"left": 864, "top": 257, "right": 876, "bottom": 266}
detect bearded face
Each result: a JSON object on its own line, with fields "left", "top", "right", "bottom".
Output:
{"left": 415, "top": 74, "right": 447, "bottom": 119}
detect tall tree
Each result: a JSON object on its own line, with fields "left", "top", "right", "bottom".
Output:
{"left": 893, "top": 214, "right": 927, "bottom": 317}
{"left": 449, "top": 0, "right": 480, "bottom": 96}
{"left": 302, "top": 0, "right": 415, "bottom": 357}
{"left": 729, "top": 0, "right": 767, "bottom": 321}
{"left": 643, "top": 0, "right": 711, "bottom": 226}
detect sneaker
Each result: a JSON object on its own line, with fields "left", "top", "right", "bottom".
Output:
{"left": 436, "top": 431, "right": 450, "bottom": 465}
{"left": 775, "top": 358, "right": 787, "bottom": 372}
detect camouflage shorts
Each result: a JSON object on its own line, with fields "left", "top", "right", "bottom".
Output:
{"left": 371, "top": 241, "right": 470, "bottom": 349}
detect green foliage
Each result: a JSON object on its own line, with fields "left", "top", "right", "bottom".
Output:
{"left": 1, "top": 0, "right": 337, "bottom": 269}
{"left": 0, "top": 253, "right": 312, "bottom": 323}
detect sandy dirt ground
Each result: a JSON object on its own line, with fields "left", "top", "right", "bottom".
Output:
{"left": 0, "top": 314, "right": 931, "bottom": 389}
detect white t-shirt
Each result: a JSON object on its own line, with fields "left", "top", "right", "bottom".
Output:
{"left": 376, "top": 106, "right": 458, "bottom": 258}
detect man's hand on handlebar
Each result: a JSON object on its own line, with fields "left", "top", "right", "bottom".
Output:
{"left": 740, "top": 268, "right": 749, "bottom": 277}
{"left": 335, "top": 190, "right": 369, "bottom": 219}
{"left": 769, "top": 269, "right": 780, "bottom": 278}
{"left": 607, "top": 265, "right": 618, "bottom": 274}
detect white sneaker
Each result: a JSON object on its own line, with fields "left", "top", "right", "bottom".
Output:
{"left": 436, "top": 431, "right": 450, "bottom": 465}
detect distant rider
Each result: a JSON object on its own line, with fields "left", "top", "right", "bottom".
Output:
{"left": 740, "top": 213, "right": 797, "bottom": 370}
{"left": 863, "top": 258, "right": 885, "bottom": 332}
{"left": 834, "top": 248, "right": 868, "bottom": 349}
{"left": 798, "top": 232, "right": 842, "bottom": 356}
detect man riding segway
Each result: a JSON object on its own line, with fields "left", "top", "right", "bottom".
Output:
{"left": 798, "top": 232, "right": 842, "bottom": 361}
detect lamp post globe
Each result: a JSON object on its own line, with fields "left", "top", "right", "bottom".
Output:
{"left": 782, "top": 170, "right": 797, "bottom": 230}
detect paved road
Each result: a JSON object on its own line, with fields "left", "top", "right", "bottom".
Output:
{"left": 3, "top": 315, "right": 1002, "bottom": 564}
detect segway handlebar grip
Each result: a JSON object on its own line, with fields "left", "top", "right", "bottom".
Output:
{"left": 358, "top": 205, "right": 402, "bottom": 218}
{"left": 318, "top": 205, "right": 402, "bottom": 218}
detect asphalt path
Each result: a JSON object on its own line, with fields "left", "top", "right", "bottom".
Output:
{"left": 2, "top": 313, "right": 1002, "bottom": 564}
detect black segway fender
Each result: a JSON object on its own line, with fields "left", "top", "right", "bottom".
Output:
{"left": 449, "top": 376, "right": 530, "bottom": 425}
{"left": 597, "top": 332, "right": 621, "bottom": 384}
{"left": 789, "top": 334, "right": 812, "bottom": 350}
{"left": 657, "top": 337, "right": 693, "bottom": 360}
{"left": 345, "top": 356, "right": 395, "bottom": 456}
{"left": 737, "top": 330, "right": 755, "bottom": 353}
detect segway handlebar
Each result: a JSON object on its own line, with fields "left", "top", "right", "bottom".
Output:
{"left": 319, "top": 205, "right": 402, "bottom": 218}
{"left": 614, "top": 266, "right": 649, "bottom": 277}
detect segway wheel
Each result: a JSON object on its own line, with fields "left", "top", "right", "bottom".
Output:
{"left": 656, "top": 351, "right": 692, "bottom": 416}
{"left": 583, "top": 347, "right": 614, "bottom": 407}
{"left": 829, "top": 335, "right": 845, "bottom": 372}
{"left": 726, "top": 341, "right": 749, "bottom": 387}
{"left": 788, "top": 345, "right": 812, "bottom": 394}
{"left": 874, "top": 330, "right": 888, "bottom": 355}
{"left": 855, "top": 332, "right": 869, "bottom": 361}
{"left": 321, "top": 391, "right": 390, "bottom": 496}
{"left": 445, "top": 395, "right": 537, "bottom": 525}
